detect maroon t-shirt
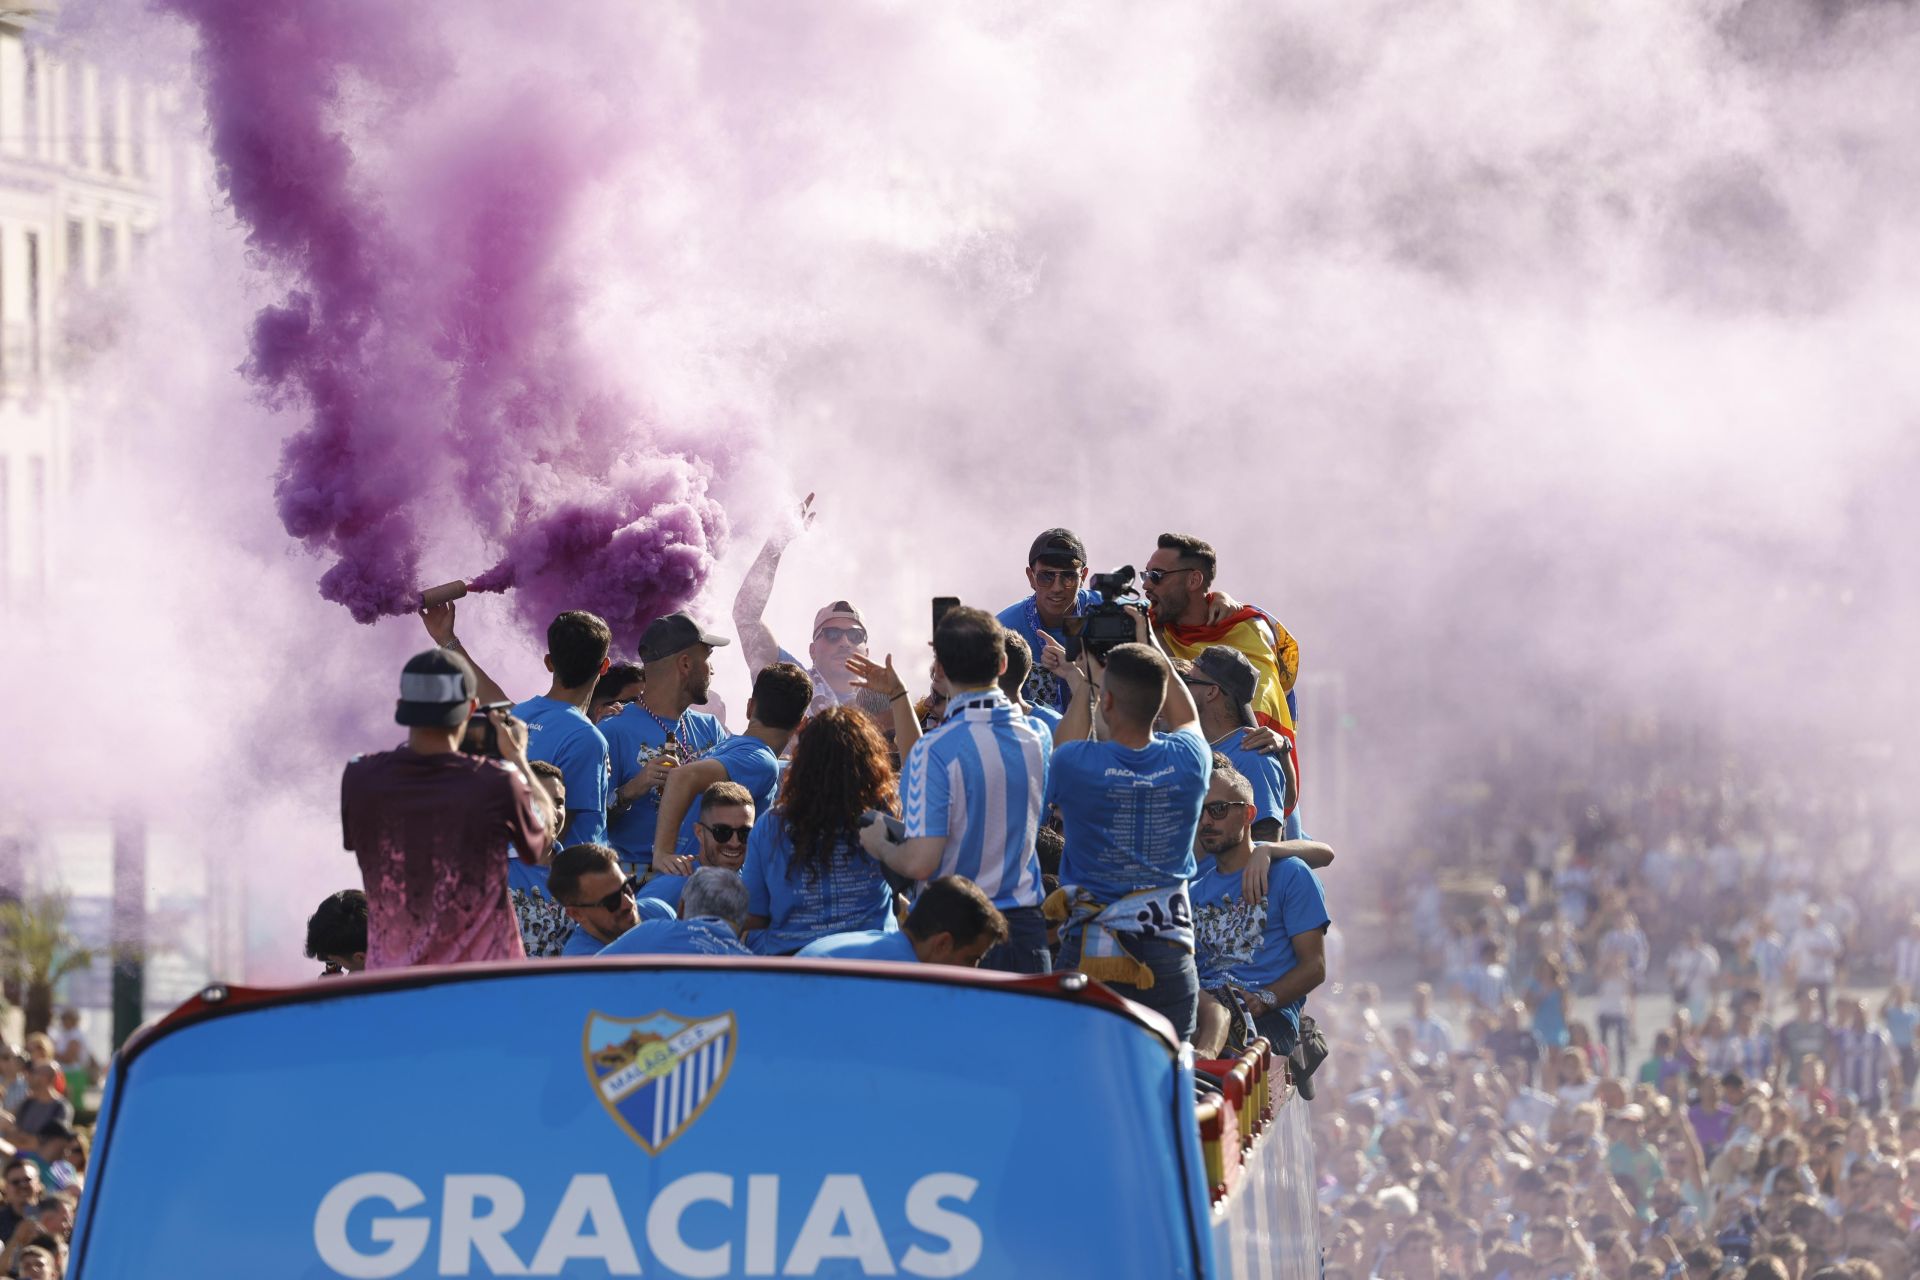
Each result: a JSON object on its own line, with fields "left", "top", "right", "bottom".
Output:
{"left": 341, "top": 749, "right": 549, "bottom": 969}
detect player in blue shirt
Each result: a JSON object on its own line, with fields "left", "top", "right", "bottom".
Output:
{"left": 798, "top": 876, "right": 1007, "bottom": 967}
{"left": 602, "top": 612, "right": 731, "bottom": 872}
{"left": 549, "top": 844, "right": 676, "bottom": 956}
{"left": 601, "top": 868, "right": 752, "bottom": 957}
{"left": 1187, "top": 758, "right": 1331, "bottom": 1061}
{"left": 1177, "top": 646, "right": 1299, "bottom": 842}
{"left": 862, "top": 607, "right": 1050, "bottom": 973}
{"left": 746, "top": 706, "right": 901, "bottom": 955}
{"left": 996, "top": 528, "right": 1102, "bottom": 714}
{"left": 636, "top": 781, "right": 755, "bottom": 912}
{"left": 511, "top": 611, "right": 615, "bottom": 847}
{"left": 652, "top": 663, "right": 813, "bottom": 874}
{"left": 730, "top": 495, "right": 874, "bottom": 716}
{"left": 1042, "top": 623, "right": 1209, "bottom": 1040}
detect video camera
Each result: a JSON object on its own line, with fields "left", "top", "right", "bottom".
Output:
{"left": 1066, "top": 565, "right": 1148, "bottom": 662}
{"left": 461, "top": 702, "right": 515, "bottom": 758}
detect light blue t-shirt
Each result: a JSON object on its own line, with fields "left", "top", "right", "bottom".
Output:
{"left": 1188, "top": 854, "right": 1331, "bottom": 1031}
{"left": 1045, "top": 728, "right": 1210, "bottom": 901}
{"left": 995, "top": 590, "right": 1103, "bottom": 712}
{"left": 558, "top": 897, "right": 678, "bottom": 957}
{"left": 601, "top": 705, "right": 727, "bottom": 865}
{"left": 742, "top": 811, "right": 898, "bottom": 956}
{"left": 1213, "top": 728, "right": 1290, "bottom": 830}
{"left": 1027, "top": 705, "right": 1063, "bottom": 737}
{"left": 902, "top": 690, "right": 1050, "bottom": 910}
{"left": 797, "top": 929, "right": 919, "bottom": 963}
{"left": 599, "top": 917, "right": 750, "bottom": 957}
{"left": 672, "top": 735, "right": 783, "bottom": 857}
{"left": 512, "top": 696, "right": 610, "bottom": 846}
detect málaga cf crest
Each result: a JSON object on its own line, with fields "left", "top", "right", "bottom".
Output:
{"left": 583, "top": 1011, "right": 737, "bottom": 1154}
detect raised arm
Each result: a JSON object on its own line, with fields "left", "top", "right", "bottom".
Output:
{"left": 1047, "top": 646, "right": 1095, "bottom": 745}
{"left": 732, "top": 493, "right": 814, "bottom": 678}
{"left": 650, "top": 757, "right": 731, "bottom": 875}
{"left": 420, "top": 601, "right": 512, "bottom": 705}
{"left": 847, "top": 652, "right": 922, "bottom": 756}
{"left": 1139, "top": 610, "right": 1200, "bottom": 735}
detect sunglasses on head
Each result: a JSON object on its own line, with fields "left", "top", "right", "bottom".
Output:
{"left": 702, "top": 822, "right": 751, "bottom": 845}
{"left": 815, "top": 626, "right": 867, "bottom": 645}
{"left": 1201, "top": 800, "right": 1247, "bottom": 819}
{"left": 576, "top": 873, "right": 641, "bottom": 913}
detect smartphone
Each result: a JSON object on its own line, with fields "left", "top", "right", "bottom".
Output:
{"left": 932, "top": 596, "right": 960, "bottom": 634}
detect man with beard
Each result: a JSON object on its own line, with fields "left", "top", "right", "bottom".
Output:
{"left": 1186, "top": 756, "right": 1332, "bottom": 1060}
{"left": 1144, "top": 531, "right": 1301, "bottom": 773}
{"left": 633, "top": 782, "right": 754, "bottom": 913}
{"left": 603, "top": 612, "right": 730, "bottom": 875}
{"left": 651, "top": 663, "right": 813, "bottom": 875}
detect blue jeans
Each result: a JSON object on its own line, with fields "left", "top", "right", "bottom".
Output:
{"left": 981, "top": 906, "right": 1052, "bottom": 975}
{"left": 1059, "top": 929, "right": 1198, "bottom": 1041}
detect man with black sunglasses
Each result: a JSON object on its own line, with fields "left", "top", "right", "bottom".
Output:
{"left": 732, "top": 494, "right": 873, "bottom": 714}
{"left": 633, "top": 781, "right": 755, "bottom": 912}
{"left": 551, "top": 844, "right": 676, "bottom": 957}
{"left": 1188, "top": 757, "right": 1331, "bottom": 1063}
{"left": 0, "top": 1161, "right": 39, "bottom": 1246}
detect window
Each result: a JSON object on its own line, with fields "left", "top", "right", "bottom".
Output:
{"left": 101, "top": 76, "right": 120, "bottom": 175}
{"left": 129, "top": 86, "right": 147, "bottom": 178}
{"left": 66, "top": 64, "right": 86, "bottom": 167}
{"left": 66, "top": 219, "right": 84, "bottom": 281}
{"left": 98, "top": 223, "right": 117, "bottom": 278}
{"left": 26, "top": 232, "right": 41, "bottom": 375}
{"left": 24, "top": 50, "right": 39, "bottom": 159}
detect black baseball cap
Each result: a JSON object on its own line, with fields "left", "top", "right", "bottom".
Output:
{"left": 1027, "top": 528, "right": 1087, "bottom": 567}
{"left": 1192, "top": 645, "right": 1259, "bottom": 728}
{"left": 395, "top": 649, "right": 477, "bottom": 728}
{"left": 640, "top": 612, "right": 731, "bottom": 663}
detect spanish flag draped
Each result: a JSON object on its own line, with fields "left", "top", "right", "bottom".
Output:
{"left": 1160, "top": 603, "right": 1301, "bottom": 768}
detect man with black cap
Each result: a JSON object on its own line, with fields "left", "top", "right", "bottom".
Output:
{"left": 341, "top": 649, "right": 552, "bottom": 967}
{"left": 1178, "top": 645, "right": 1299, "bottom": 842}
{"left": 651, "top": 662, "right": 815, "bottom": 876}
{"left": 731, "top": 494, "right": 872, "bottom": 713}
{"left": 996, "top": 528, "right": 1101, "bottom": 714}
{"left": 602, "top": 611, "right": 731, "bottom": 874}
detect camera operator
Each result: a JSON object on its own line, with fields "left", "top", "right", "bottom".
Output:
{"left": 1040, "top": 613, "right": 1210, "bottom": 1041}
{"left": 859, "top": 606, "right": 1053, "bottom": 973}
{"left": 996, "top": 528, "right": 1101, "bottom": 713}
{"left": 1144, "top": 531, "right": 1301, "bottom": 763}
{"left": 341, "top": 649, "right": 552, "bottom": 967}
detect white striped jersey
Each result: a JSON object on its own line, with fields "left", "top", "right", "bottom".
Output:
{"left": 901, "top": 690, "right": 1050, "bottom": 910}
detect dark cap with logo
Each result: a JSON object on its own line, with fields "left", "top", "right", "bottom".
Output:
{"left": 396, "top": 648, "right": 478, "bottom": 728}
{"left": 1193, "top": 645, "right": 1259, "bottom": 728}
{"left": 640, "top": 612, "right": 731, "bottom": 664}
{"left": 1027, "top": 528, "right": 1087, "bottom": 567}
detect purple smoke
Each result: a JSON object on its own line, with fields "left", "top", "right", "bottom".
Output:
{"left": 160, "top": 0, "right": 726, "bottom": 641}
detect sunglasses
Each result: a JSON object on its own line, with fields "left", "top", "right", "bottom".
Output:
{"left": 702, "top": 822, "right": 751, "bottom": 845}
{"left": 1141, "top": 566, "right": 1197, "bottom": 585}
{"left": 1183, "top": 677, "right": 1219, "bottom": 692}
{"left": 319, "top": 962, "right": 348, "bottom": 978}
{"left": 1201, "top": 800, "right": 1247, "bottom": 819}
{"left": 575, "top": 873, "right": 641, "bottom": 913}
{"left": 1031, "top": 567, "right": 1081, "bottom": 587}
{"left": 815, "top": 626, "right": 868, "bottom": 645}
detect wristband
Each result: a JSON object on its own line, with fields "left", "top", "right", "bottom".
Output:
{"left": 889, "top": 692, "right": 907, "bottom": 703}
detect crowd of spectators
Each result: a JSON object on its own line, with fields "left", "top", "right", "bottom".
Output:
{"left": 1305, "top": 738, "right": 1920, "bottom": 1278}
{"left": 330, "top": 515, "right": 1336, "bottom": 1059}
{"left": 0, "top": 1029, "right": 89, "bottom": 1277}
